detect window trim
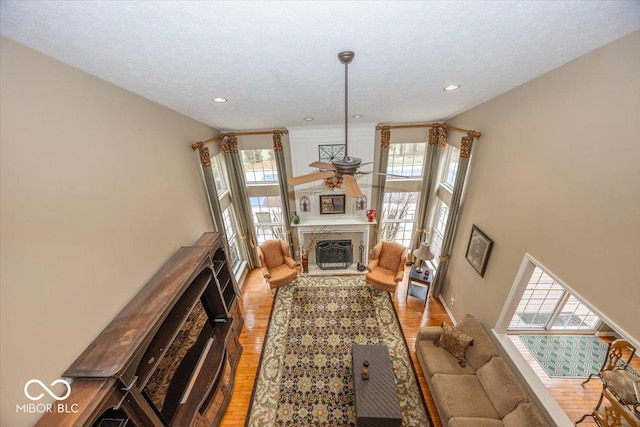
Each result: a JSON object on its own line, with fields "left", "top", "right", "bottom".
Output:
{"left": 492, "top": 253, "right": 639, "bottom": 426}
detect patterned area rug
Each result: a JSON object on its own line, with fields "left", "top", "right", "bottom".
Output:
{"left": 245, "top": 275, "right": 431, "bottom": 427}
{"left": 519, "top": 335, "right": 639, "bottom": 378}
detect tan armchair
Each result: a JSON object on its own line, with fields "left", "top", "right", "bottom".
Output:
{"left": 365, "top": 241, "right": 407, "bottom": 296}
{"left": 257, "top": 239, "right": 297, "bottom": 291}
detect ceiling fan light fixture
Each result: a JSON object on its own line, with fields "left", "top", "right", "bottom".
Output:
{"left": 443, "top": 84, "right": 460, "bottom": 92}
{"left": 212, "top": 97, "right": 228, "bottom": 103}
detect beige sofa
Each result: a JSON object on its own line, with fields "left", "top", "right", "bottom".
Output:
{"left": 415, "top": 314, "right": 550, "bottom": 427}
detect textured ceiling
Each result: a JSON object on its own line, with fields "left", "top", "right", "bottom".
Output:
{"left": 1, "top": 1, "right": 639, "bottom": 131}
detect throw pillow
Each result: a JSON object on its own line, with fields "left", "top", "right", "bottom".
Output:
{"left": 433, "top": 322, "right": 474, "bottom": 367}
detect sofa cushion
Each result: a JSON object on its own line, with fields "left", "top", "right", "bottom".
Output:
{"left": 503, "top": 403, "right": 548, "bottom": 427}
{"left": 449, "top": 417, "right": 504, "bottom": 427}
{"left": 431, "top": 374, "right": 500, "bottom": 421}
{"left": 457, "top": 314, "right": 499, "bottom": 371}
{"left": 437, "top": 322, "right": 474, "bottom": 366}
{"left": 416, "top": 339, "right": 475, "bottom": 378}
{"left": 476, "top": 357, "right": 529, "bottom": 418}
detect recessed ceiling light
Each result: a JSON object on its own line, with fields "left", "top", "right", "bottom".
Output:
{"left": 304, "top": 117, "right": 314, "bottom": 122}
{"left": 352, "top": 114, "right": 363, "bottom": 119}
{"left": 212, "top": 97, "right": 227, "bottom": 103}
{"left": 443, "top": 84, "right": 460, "bottom": 92}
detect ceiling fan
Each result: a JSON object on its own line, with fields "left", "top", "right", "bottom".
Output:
{"left": 288, "top": 51, "right": 402, "bottom": 198}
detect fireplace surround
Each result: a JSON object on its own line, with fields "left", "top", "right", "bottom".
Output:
{"left": 296, "top": 217, "right": 374, "bottom": 274}
{"left": 316, "top": 240, "right": 353, "bottom": 269}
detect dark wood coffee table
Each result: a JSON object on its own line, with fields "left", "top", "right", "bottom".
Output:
{"left": 352, "top": 344, "right": 402, "bottom": 427}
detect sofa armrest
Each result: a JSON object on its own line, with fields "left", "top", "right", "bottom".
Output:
{"left": 366, "top": 259, "right": 379, "bottom": 272}
{"left": 417, "top": 325, "right": 442, "bottom": 342}
{"left": 283, "top": 256, "right": 297, "bottom": 269}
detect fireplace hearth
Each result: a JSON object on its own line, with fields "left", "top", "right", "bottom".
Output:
{"left": 315, "top": 240, "right": 353, "bottom": 270}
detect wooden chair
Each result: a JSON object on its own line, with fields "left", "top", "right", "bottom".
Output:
{"left": 365, "top": 241, "right": 407, "bottom": 298}
{"left": 582, "top": 339, "right": 636, "bottom": 385}
{"left": 575, "top": 384, "right": 640, "bottom": 426}
{"left": 256, "top": 239, "right": 297, "bottom": 292}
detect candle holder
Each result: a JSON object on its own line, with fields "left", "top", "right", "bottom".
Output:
{"left": 362, "top": 360, "right": 369, "bottom": 380}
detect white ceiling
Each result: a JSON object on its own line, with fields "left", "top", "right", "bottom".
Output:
{"left": 1, "top": 1, "right": 639, "bottom": 131}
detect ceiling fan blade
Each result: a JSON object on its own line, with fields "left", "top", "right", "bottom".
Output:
{"left": 288, "top": 171, "right": 335, "bottom": 186}
{"left": 343, "top": 174, "right": 363, "bottom": 198}
{"left": 309, "top": 161, "right": 336, "bottom": 170}
{"left": 359, "top": 161, "right": 374, "bottom": 167}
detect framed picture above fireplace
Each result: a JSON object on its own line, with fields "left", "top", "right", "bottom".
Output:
{"left": 319, "top": 194, "right": 345, "bottom": 214}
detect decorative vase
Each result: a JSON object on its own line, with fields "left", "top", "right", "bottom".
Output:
{"left": 301, "top": 255, "right": 309, "bottom": 274}
{"left": 291, "top": 211, "right": 300, "bottom": 225}
{"left": 366, "top": 209, "right": 376, "bottom": 222}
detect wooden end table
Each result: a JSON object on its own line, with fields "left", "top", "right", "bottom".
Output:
{"left": 352, "top": 344, "right": 402, "bottom": 427}
{"left": 406, "top": 265, "right": 434, "bottom": 306}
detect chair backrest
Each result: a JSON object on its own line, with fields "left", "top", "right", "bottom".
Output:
{"left": 378, "top": 241, "right": 407, "bottom": 271}
{"left": 258, "top": 239, "right": 286, "bottom": 269}
{"left": 602, "top": 339, "right": 636, "bottom": 372}
{"left": 594, "top": 386, "right": 640, "bottom": 427}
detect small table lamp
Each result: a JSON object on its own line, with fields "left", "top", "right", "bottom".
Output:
{"left": 413, "top": 242, "right": 434, "bottom": 274}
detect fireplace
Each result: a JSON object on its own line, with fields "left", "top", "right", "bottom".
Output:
{"left": 316, "top": 240, "right": 353, "bottom": 270}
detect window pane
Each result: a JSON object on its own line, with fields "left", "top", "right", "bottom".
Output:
{"left": 386, "top": 143, "right": 425, "bottom": 178}
{"left": 509, "top": 267, "right": 565, "bottom": 330}
{"left": 381, "top": 192, "right": 418, "bottom": 247}
{"left": 211, "top": 155, "right": 227, "bottom": 194}
{"left": 242, "top": 149, "right": 278, "bottom": 183}
{"left": 222, "top": 207, "right": 241, "bottom": 268}
{"left": 552, "top": 296, "right": 600, "bottom": 330}
{"left": 250, "top": 196, "right": 286, "bottom": 244}
{"left": 429, "top": 201, "right": 449, "bottom": 267}
{"left": 443, "top": 146, "right": 460, "bottom": 187}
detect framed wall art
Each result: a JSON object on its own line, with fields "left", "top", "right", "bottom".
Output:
{"left": 465, "top": 225, "right": 493, "bottom": 277}
{"left": 299, "top": 195, "right": 311, "bottom": 212}
{"left": 355, "top": 195, "right": 367, "bottom": 211}
{"left": 319, "top": 194, "right": 345, "bottom": 214}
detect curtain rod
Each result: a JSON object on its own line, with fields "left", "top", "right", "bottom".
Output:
{"left": 191, "top": 129, "right": 288, "bottom": 150}
{"left": 376, "top": 123, "right": 481, "bottom": 139}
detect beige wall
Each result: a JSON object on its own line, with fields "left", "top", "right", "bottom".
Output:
{"left": 0, "top": 38, "right": 216, "bottom": 425}
{"left": 444, "top": 31, "right": 640, "bottom": 341}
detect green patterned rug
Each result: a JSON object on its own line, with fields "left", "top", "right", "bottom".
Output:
{"left": 519, "top": 335, "right": 639, "bottom": 378}
{"left": 245, "top": 275, "right": 431, "bottom": 427}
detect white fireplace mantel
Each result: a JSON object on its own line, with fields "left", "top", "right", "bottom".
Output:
{"left": 295, "top": 218, "right": 376, "bottom": 273}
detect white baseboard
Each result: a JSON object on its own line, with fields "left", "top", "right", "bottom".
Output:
{"left": 438, "top": 294, "right": 457, "bottom": 325}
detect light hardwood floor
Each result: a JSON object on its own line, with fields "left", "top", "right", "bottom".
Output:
{"left": 221, "top": 267, "right": 639, "bottom": 426}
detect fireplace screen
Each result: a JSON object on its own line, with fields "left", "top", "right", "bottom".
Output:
{"left": 315, "top": 240, "right": 353, "bottom": 270}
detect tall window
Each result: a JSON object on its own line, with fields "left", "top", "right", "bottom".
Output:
{"left": 508, "top": 265, "right": 601, "bottom": 332}
{"left": 242, "top": 149, "right": 278, "bottom": 183}
{"left": 211, "top": 155, "right": 227, "bottom": 194}
{"left": 222, "top": 207, "right": 241, "bottom": 270}
{"left": 242, "top": 148, "right": 285, "bottom": 245}
{"left": 250, "top": 196, "right": 285, "bottom": 244}
{"left": 381, "top": 192, "right": 418, "bottom": 247}
{"left": 386, "top": 143, "right": 425, "bottom": 178}
{"left": 442, "top": 146, "right": 460, "bottom": 188}
{"left": 429, "top": 201, "right": 449, "bottom": 267}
